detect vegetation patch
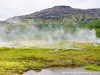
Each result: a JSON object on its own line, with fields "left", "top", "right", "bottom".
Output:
{"left": 0, "top": 46, "right": 99, "bottom": 75}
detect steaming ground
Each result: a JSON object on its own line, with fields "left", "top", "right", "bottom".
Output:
{"left": 0, "top": 23, "right": 100, "bottom": 48}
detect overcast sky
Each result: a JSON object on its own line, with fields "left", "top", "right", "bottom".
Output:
{"left": 0, "top": 0, "right": 100, "bottom": 21}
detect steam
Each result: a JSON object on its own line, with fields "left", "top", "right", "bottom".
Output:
{"left": 65, "top": 28, "right": 100, "bottom": 43}
{"left": 0, "top": 23, "right": 100, "bottom": 48}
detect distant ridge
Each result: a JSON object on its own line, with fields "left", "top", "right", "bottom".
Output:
{"left": 6, "top": 6, "right": 100, "bottom": 24}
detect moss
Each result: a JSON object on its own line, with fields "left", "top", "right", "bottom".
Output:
{"left": 0, "top": 46, "right": 99, "bottom": 75}
{"left": 85, "top": 64, "right": 100, "bottom": 71}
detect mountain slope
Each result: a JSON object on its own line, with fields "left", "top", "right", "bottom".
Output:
{"left": 6, "top": 6, "right": 100, "bottom": 24}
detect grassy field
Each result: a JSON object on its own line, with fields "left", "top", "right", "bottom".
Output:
{"left": 0, "top": 46, "right": 100, "bottom": 75}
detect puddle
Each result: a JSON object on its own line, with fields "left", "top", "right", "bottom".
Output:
{"left": 21, "top": 68, "right": 100, "bottom": 75}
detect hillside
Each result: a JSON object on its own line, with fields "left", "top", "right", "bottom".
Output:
{"left": 5, "top": 6, "right": 100, "bottom": 25}
{"left": 82, "top": 20, "right": 100, "bottom": 28}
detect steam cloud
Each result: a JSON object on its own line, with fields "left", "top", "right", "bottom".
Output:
{"left": 0, "top": 23, "right": 100, "bottom": 48}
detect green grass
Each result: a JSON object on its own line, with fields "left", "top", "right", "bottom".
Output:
{"left": 0, "top": 46, "right": 100, "bottom": 75}
{"left": 85, "top": 64, "right": 100, "bottom": 71}
{"left": 81, "top": 20, "right": 100, "bottom": 28}
{"left": 95, "top": 29, "right": 100, "bottom": 37}
{"left": 81, "top": 20, "right": 100, "bottom": 37}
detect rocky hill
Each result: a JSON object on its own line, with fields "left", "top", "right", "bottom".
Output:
{"left": 5, "top": 6, "right": 100, "bottom": 24}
